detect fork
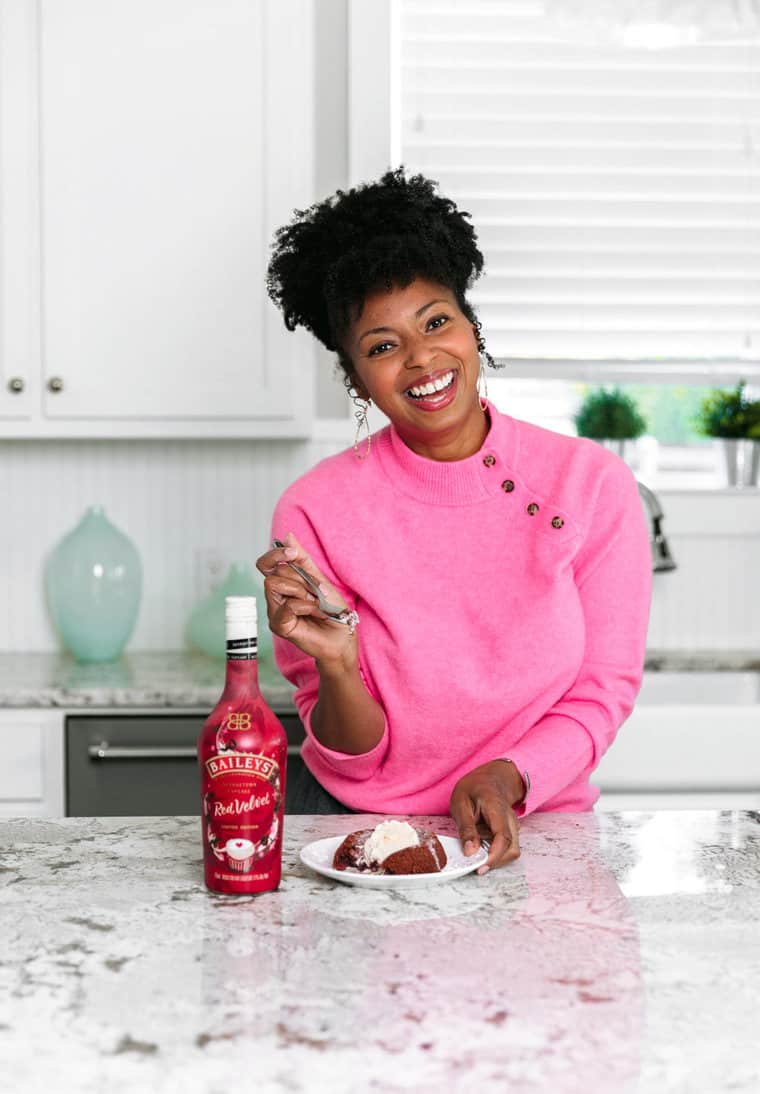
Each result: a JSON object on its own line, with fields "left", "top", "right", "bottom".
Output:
{"left": 271, "top": 539, "right": 359, "bottom": 630}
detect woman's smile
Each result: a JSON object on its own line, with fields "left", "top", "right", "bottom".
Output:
{"left": 403, "top": 368, "right": 458, "bottom": 411}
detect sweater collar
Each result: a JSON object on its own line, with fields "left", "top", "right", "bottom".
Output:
{"left": 375, "top": 401, "right": 519, "bottom": 505}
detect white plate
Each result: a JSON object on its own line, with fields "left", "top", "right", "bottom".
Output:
{"left": 299, "top": 833, "right": 489, "bottom": 889}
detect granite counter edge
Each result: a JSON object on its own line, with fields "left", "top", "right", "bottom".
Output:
{"left": 0, "top": 650, "right": 758, "bottom": 709}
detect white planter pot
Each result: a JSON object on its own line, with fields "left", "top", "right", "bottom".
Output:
{"left": 718, "top": 438, "right": 760, "bottom": 487}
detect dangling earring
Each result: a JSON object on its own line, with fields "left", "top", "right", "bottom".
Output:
{"left": 471, "top": 317, "right": 497, "bottom": 414}
{"left": 478, "top": 352, "right": 489, "bottom": 413}
{"left": 344, "top": 375, "right": 372, "bottom": 459}
{"left": 470, "top": 319, "right": 494, "bottom": 413}
{"left": 353, "top": 397, "right": 371, "bottom": 459}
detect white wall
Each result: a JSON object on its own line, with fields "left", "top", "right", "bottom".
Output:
{"left": 644, "top": 492, "right": 760, "bottom": 650}
{"left": 0, "top": 429, "right": 351, "bottom": 651}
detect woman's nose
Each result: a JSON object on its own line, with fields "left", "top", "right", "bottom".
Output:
{"left": 403, "top": 332, "right": 437, "bottom": 369}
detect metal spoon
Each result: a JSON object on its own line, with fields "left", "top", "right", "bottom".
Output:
{"left": 271, "top": 539, "right": 359, "bottom": 631}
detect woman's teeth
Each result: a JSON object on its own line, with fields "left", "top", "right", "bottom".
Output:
{"left": 406, "top": 371, "right": 455, "bottom": 399}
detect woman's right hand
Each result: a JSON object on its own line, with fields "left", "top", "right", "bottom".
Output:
{"left": 256, "top": 531, "right": 357, "bottom": 667}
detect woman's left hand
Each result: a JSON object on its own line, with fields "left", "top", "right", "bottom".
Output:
{"left": 449, "top": 760, "right": 524, "bottom": 874}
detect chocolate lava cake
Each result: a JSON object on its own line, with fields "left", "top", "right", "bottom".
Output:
{"left": 332, "top": 822, "right": 447, "bottom": 875}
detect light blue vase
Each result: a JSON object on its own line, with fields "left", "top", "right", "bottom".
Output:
{"left": 186, "top": 561, "right": 273, "bottom": 663}
{"left": 45, "top": 505, "right": 142, "bottom": 664}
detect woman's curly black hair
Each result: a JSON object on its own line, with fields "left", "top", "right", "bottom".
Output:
{"left": 266, "top": 167, "right": 489, "bottom": 376}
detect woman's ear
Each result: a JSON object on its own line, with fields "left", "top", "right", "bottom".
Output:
{"left": 343, "top": 368, "right": 370, "bottom": 404}
{"left": 354, "top": 379, "right": 371, "bottom": 403}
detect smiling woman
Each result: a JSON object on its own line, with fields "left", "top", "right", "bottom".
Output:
{"left": 266, "top": 168, "right": 495, "bottom": 460}
{"left": 258, "top": 168, "right": 652, "bottom": 874}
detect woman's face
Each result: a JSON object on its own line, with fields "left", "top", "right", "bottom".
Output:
{"left": 344, "top": 278, "right": 488, "bottom": 460}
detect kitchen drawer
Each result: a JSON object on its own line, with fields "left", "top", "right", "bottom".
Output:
{"left": 0, "top": 710, "right": 65, "bottom": 818}
{"left": 1, "top": 720, "right": 44, "bottom": 801}
{"left": 66, "top": 713, "right": 305, "bottom": 817}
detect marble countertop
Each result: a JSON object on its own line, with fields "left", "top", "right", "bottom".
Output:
{"left": 0, "top": 649, "right": 758, "bottom": 711}
{"left": 0, "top": 651, "right": 295, "bottom": 710}
{"left": 1, "top": 811, "right": 758, "bottom": 1094}
{"left": 643, "top": 649, "right": 760, "bottom": 672}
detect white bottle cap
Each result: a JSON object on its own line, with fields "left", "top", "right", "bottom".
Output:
{"left": 225, "top": 596, "right": 257, "bottom": 624}
{"left": 225, "top": 597, "right": 257, "bottom": 655}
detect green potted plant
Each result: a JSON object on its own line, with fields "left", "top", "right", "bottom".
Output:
{"left": 693, "top": 380, "right": 760, "bottom": 487}
{"left": 574, "top": 386, "right": 647, "bottom": 459}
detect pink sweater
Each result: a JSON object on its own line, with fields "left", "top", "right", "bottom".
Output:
{"left": 271, "top": 404, "right": 652, "bottom": 817}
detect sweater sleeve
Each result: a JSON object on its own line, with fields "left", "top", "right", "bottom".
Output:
{"left": 504, "top": 459, "right": 652, "bottom": 817}
{"left": 269, "top": 491, "right": 390, "bottom": 781}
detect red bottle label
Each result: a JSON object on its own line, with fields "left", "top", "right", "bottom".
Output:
{"left": 200, "top": 707, "right": 286, "bottom": 894}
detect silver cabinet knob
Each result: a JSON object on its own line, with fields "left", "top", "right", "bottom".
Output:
{"left": 47, "top": 376, "right": 64, "bottom": 393}
{"left": 7, "top": 377, "right": 25, "bottom": 394}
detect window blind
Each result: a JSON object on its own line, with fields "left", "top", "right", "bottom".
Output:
{"left": 399, "top": 0, "right": 760, "bottom": 367}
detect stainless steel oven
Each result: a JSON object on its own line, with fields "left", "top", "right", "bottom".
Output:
{"left": 66, "top": 713, "right": 305, "bottom": 816}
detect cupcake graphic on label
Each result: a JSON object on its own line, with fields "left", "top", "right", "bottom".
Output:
{"left": 225, "top": 838, "right": 255, "bottom": 872}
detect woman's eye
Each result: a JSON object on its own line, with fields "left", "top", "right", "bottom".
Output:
{"left": 427, "top": 314, "right": 449, "bottom": 330}
{"left": 368, "top": 341, "right": 393, "bottom": 357}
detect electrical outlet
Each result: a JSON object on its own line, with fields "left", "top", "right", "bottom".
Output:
{"left": 193, "top": 547, "right": 226, "bottom": 601}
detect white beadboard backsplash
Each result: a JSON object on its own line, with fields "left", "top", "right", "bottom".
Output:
{"left": 0, "top": 431, "right": 349, "bottom": 651}
{"left": 1, "top": 435, "right": 759, "bottom": 652}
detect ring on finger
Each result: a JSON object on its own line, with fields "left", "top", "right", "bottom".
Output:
{"left": 344, "top": 610, "right": 359, "bottom": 636}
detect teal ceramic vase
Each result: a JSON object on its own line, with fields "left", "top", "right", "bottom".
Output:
{"left": 186, "top": 561, "right": 273, "bottom": 663}
{"left": 45, "top": 505, "right": 142, "bottom": 664}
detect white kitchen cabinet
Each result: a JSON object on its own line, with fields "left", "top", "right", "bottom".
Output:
{"left": 593, "top": 690, "right": 760, "bottom": 811}
{"left": 0, "top": 1, "right": 40, "bottom": 425}
{"left": 0, "top": 710, "right": 65, "bottom": 818}
{"left": 0, "top": 0, "right": 314, "bottom": 439}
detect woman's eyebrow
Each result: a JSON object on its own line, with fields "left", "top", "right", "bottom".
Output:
{"left": 358, "top": 299, "right": 448, "bottom": 343}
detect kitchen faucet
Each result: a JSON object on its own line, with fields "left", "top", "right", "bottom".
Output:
{"left": 637, "top": 481, "right": 677, "bottom": 572}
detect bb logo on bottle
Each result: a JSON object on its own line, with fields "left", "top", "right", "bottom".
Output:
{"left": 225, "top": 712, "right": 251, "bottom": 731}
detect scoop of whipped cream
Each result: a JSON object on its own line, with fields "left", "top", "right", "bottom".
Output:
{"left": 363, "top": 820, "right": 420, "bottom": 865}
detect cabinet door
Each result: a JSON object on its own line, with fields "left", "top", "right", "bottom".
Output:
{"left": 0, "top": 710, "right": 65, "bottom": 818}
{"left": 0, "top": 1, "right": 39, "bottom": 422}
{"left": 8, "top": 0, "right": 313, "bottom": 437}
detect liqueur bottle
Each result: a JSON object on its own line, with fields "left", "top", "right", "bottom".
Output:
{"left": 198, "top": 596, "right": 287, "bottom": 894}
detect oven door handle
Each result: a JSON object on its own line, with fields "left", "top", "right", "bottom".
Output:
{"left": 88, "top": 742, "right": 197, "bottom": 760}
{"left": 88, "top": 741, "right": 302, "bottom": 760}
